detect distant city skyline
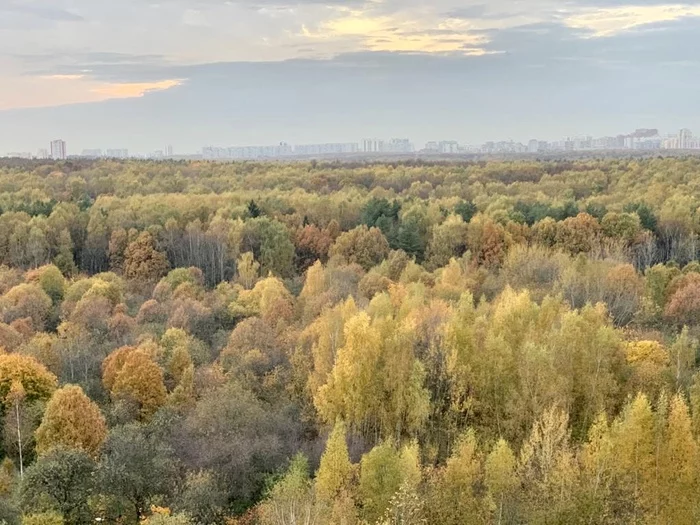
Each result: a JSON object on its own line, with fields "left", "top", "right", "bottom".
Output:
{"left": 3, "top": 127, "right": 699, "bottom": 160}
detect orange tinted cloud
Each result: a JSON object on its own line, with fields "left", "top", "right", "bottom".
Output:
{"left": 91, "top": 79, "right": 183, "bottom": 98}
{"left": 0, "top": 75, "right": 183, "bottom": 110}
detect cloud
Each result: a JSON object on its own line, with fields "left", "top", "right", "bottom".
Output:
{"left": 564, "top": 4, "right": 700, "bottom": 36}
{"left": 0, "top": 73, "right": 184, "bottom": 111}
{"left": 1, "top": 0, "right": 700, "bottom": 114}
{"left": 2, "top": 28, "right": 699, "bottom": 156}
{"left": 301, "top": 6, "right": 490, "bottom": 54}
{"left": 1, "top": 2, "right": 84, "bottom": 22}
{"left": 91, "top": 79, "right": 184, "bottom": 99}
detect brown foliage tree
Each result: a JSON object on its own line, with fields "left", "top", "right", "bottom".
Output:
{"left": 124, "top": 231, "right": 170, "bottom": 281}
{"left": 329, "top": 226, "right": 390, "bottom": 271}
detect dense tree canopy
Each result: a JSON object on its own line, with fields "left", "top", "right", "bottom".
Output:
{"left": 2, "top": 156, "right": 700, "bottom": 523}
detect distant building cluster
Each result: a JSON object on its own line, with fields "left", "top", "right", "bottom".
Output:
{"left": 203, "top": 142, "right": 293, "bottom": 160}
{"left": 361, "top": 138, "right": 414, "bottom": 154}
{"left": 1, "top": 141, "right": 168, "bottom": 160}
{"left": 3, "top": 129, "right": 700, "bottom": 160}
{"left": 202, "top": 139, "right": 414, "bottom": 160}
{"left": 201, "top": 130, "right": 699, "bottom": 160}
{"left": 444, "top": 129, "right": 700, "bottom": 155}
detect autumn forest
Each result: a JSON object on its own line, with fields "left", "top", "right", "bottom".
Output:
{"left": 2, "top": 157, "right": 700, "bottom": 524}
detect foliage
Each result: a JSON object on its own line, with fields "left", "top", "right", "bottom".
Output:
{"left": 35, "top": 385, "right": 107, "bottom": 458}
{"left": 4, "top": 157, "right": 700, "bottom": 523}
{"left": 20, "top": 448, "right": 95, "bottom": 525}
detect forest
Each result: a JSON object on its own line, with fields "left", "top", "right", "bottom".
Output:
{"left": 2, "top": 157, "right": 700, "bottom": 524}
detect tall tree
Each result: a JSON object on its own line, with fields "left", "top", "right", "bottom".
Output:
{"left": 35, "top": 385, "right": 107, "bottom": 458}
{"left": 657, "top": 395, "right": 697, "bottom": 524}
{"left": 315, "top": 419, "right": 353, "bottom": 504}
{"left": 485, "top": 438, "right": 518, "bottom": 525}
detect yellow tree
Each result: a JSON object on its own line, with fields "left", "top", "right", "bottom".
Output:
{"left": 315, "top": 313, "right": 382, "bottom": 437}
{"left": 109, "top": 350, "right": 167, "bottom": 418}
{"left": 669, "top": 327, "right": 695, "bottom": 390}
{"left": 0, "top": 354, "right": 56, "bottom": 478}
{"left": 315, "top": 312, "right": 428, "bottom": 441}
{"left": 580, "top": 412, "right": 614, "bottom": 523}
{"left": 303, "top": 297, "right": 357, "bottom": 398}
{"left": 167, "top": 364, "right": 195, "bottom": 411}
{"left": 166, "top": 344, "right": 192, "bottom": 388}
{"left": 427, "top": 429, "right": 484, "bottom": 525}
{"left": 519, "top": 406, "right": 578, "bottom": 524}
{"left": 101, "top": 345, "right": 138, "bottom": 392}
{"left": 358, "top": 441, "right": 420, "bottom": 524}
{"left": 315, "top": 419, "right": 353, "bottom": 503}
{"left": 624, "top": 340, "right": 670, "bottom": 401}
{"left": 610, "top": 393, "right": 656, "bottom": 523}
{"left": 485, "top": 438, "right": 518, "bottom": 525}
{"left": 236, "top": 251, "right": 260, "bottom": 290}
{"left": 35, "top": 385, "right": 107, "bottom": 458}
{"left": 657, "top": 394, "right": 697, "bottom": 524}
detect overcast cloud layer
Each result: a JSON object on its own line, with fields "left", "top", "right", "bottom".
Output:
{"left": 1, "top": 0, "right": 699, "bottom": 153}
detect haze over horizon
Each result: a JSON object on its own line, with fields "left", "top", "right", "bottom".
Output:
{"left": 1, "top": 0, "right": 699, "bottom": 153}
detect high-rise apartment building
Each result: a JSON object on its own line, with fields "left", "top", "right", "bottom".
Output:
{"left": 50, "top": 140, "right": 67, "bottom": 160}
{"left": 362, "top": 138, "right": 385, "bottom": 153}
{"left": 679, "top": 129, "right": 693, "bottom": 149}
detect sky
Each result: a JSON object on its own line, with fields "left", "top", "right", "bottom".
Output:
{"left": 1, "top": 0, "right": 699, "bottom": 154}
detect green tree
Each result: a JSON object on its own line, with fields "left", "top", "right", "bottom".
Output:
{"left": 34, "top": 265, "right": 66, "bottom": 304}
{"left": 176, "top": 471, "right": 227, "bottom": 525}
{"left": 258, "top": 454, "right": 319, "bottom": 525}
{"left": 20, "top": 448, "right": 95, "bottom": 525}
{"left": 358, "top": 443, "right": 403, "bottom": 524}
{"left": 97, "top": 423, "right": 179, "bottom": 522}
{"left": 241, "top": 218, "right": 294, "bottom": 277}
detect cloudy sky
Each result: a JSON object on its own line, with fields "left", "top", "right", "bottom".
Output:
{"left": 1, "top": 0, "right": 699, "bottom": 153}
